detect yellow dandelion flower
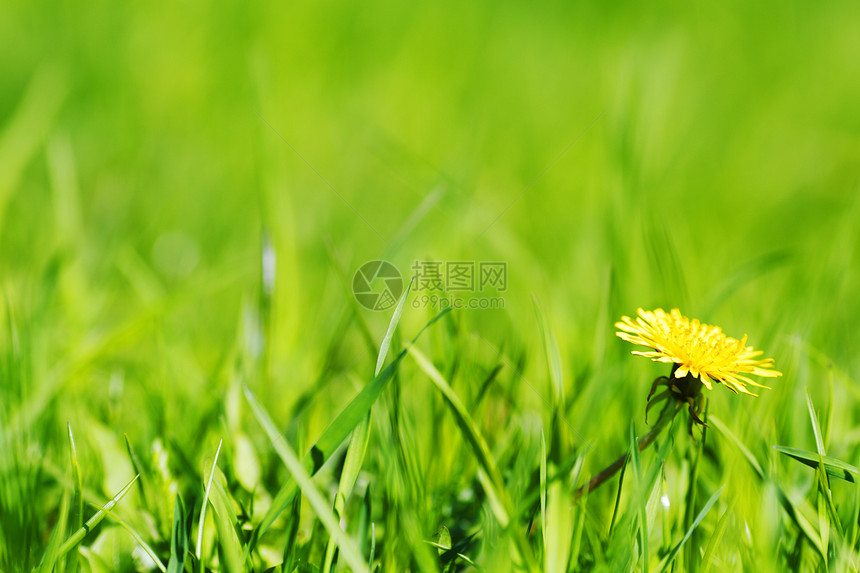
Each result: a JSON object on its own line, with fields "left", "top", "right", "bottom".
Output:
{"left": 615, "top": 308, "right": 782, "bottom": 396}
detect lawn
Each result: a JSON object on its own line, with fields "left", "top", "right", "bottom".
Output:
{"left": 1, "top": 0, "right": 859, "bottom": 571}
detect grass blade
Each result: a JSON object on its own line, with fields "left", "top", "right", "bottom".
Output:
{"left": 708, "top": 415, "right": 764, "bottom": 479}
{"left": 245, "top": 386, "right": 371, "bottom": 573}
{"left": 655, "top": 486, "right": 723, "bottom": 573}
{"left": 68, "top": 424, "right": 83, "bottom": 532}
{"left": 58, "top": 474, "right": 140, "bottom": 557}
{"left": 628, "top": 423, "right": 649, "bottom": 573}
{"left": 196, "top": 438, "right": 223, "bottom": 561}
{"left": 606, "top": 414, "right": 677, "bottom": 570}
{"left": 710, "top": 416, "right": 826, "bottom": 559}
{"left": 249, "top": 308, "right": 451, "bottom": 548}
{"left": 67, "top": 424, "right": 83, "bottom": 573}
{"left": 540, "top": 429, "right": 547, "bottom": 554}
{"left": 323, "top": 413, "right": 373, "bottom": 573}
{"left": 166, "top": 494, "right": 188, "bottom": 573}
{"left": 607, "top": 450, "right": 630, "bottom": 538}
{"left": 805, "top": 388, "right": 843, "bottom": 543}
{"left": 208, "top": 468, "right": 245, "bottom": 573}
{"left": 375, "top": 276, "right": 414, "bottom": 376}
{"left": 321, "top": 275, "right": 410, "bottom": 570}
{"left": 699, "top": 501, "right": 735, "bottom": 573}
{"left": 369, "top": 521, "right": 376, "bottom": 571}
{"left": 544, "top": 479, "right": 573, "bottom": 573}
{"left": 37, "top": 492, "right": 69, "bottom": 573}
{"left": 533, "top": 297, "right": 564, "bottom": 410}
{"left": 282, "top": 493, "right": 302, "bottom": 573}
{"left": 407, "top": 344, "right": 538, "bottom": 573}
{"left": 101, "top": 509, "right": 166, "bottom": 573}
{"left": 773, "top": 446, "right": 859, "bottom": 483}
{"left": 407, "top": 344, "right": 511, "bottom": 526}
{"left": 806, "top": 388, "right": 827, "bottom": 457}
{"left": 123, "top": 434, "right": 152, "bottom": 513}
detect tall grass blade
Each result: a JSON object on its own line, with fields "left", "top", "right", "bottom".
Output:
{"left": 204, "top": 464, "right": 245, "bottom": 573}
{"left": 196, "top": 438, "right": 223, "bottom": 562}
{"left": 805, "top": 388, "right": 843, "bottom": 543}
{"left": 807, "top": 388, "right": 827, "bottom": 457}
{"left": 67, "top": 424, "right": 83, "bottom": 573}
{"left": 655, "top": 486, "right": 723, "bottom": 573}
{"left": 628, "top": 423, "right": 649, "bottom": 572}
{"left": 245, "top": 387, "right": 371, "bottom": 573}
{"left": 710, "top": 416, "right": 826, "bottom": 559}
{"left": 540, "top": 429, "right": 547, "bottom": 554}
{"left": 608, "top": 450, "right": 630, "bottom": 538}
{"left": 250, "top": 308, "right": 451, "bottom": 548}
{"left": 58, "top": 474, "right": 140, "bottom": 557}
{"left": 709, "top": 415, "right": 764, "bottom": 478}
{"left": 369, "top": 522, "right": 376, "bottom": 572}
{"left": 375, "top": 277, "right": 414, "bottom": 376}
{"left": 772, "top": 446, "right": 860, "bottom": 483}
{"left": 123, "top": 434, "right": 153, "bottom": 519}
{"left": 407, "top": 344, "right": 511, "bottom": 526}
{"left": 322, "top": 413, "right": 373, "bottom": 573}
{"left": 544, "top": 480, "right": 573, "bottom": 573}
{"left": 699, "top": 502, "right": 734, "bottom": 573}
{"left": 166, "top": 494, "right": 188, "bottom": 573}
{"left": 407, "top": 344, "right": 538, "bottom": 573}
{"left": 37, "top": 492, "right": 69, "bottom": 573}
{"left": 282, "top": 493, "right": 303, "bottom": 573}
{"left": 100, "top": 509, "right": 166, "bottom": 573}
{"left": 606, "top": 417, "right": 675, "bottom": 570}
{"left": 532, "top": 297, "right": 564, "bottom": 409}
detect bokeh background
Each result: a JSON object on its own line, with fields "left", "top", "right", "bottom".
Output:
{"left": 2, "top": 0, "right": 859, "bottom": 570}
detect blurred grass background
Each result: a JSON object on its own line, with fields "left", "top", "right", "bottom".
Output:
{"left": 1, "top": 0, "right": 859, "bottom": 570}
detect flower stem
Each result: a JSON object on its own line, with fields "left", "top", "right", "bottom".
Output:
{"left": 574, "top": 401, "right": 682, "bottom": 500}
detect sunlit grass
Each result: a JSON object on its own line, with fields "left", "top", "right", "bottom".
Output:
{"left": 1, "top": 0, "right": 860, "bottom": 571}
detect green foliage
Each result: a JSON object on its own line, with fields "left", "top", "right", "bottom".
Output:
{"left": 2, "top": 0, "right": 860, "bottom": 570}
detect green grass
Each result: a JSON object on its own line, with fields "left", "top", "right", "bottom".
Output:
{"left": 1, "top": 0, "right": 860, "bottom": 571}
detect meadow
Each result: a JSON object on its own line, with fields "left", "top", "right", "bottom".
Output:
{"left": 1, "top": 0, "right": 859, "bottom": 571}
